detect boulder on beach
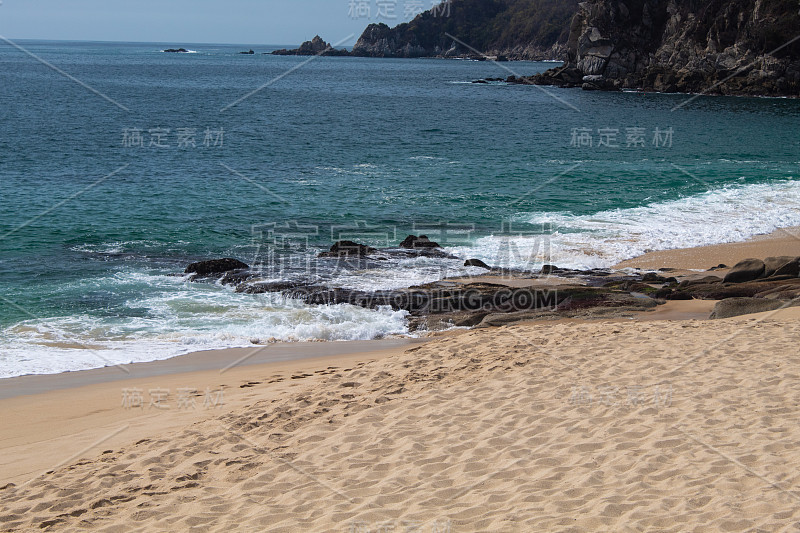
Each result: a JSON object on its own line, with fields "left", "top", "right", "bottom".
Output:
{"left": 464, "top": 259, "right": 491, "bottom": 269}
{"left": 185, "top": 258, "right": 249, "bottom": 276}
{"left": 723, "top": 258, "right": 766, "bottom": 283}
{"left": 709, "top": 297, "right": 786, "bottom": 319}
{"left": 665, "top": 291, "right": 693, "bottom": 300}
{"left": 318, "top": 240, "right": 376, "bottom": 258}
{"left": 764, "top": 256, "right": 800, "bottom": 278}
{"left": 399, "top": 235, "right": 441, "bottom": 249}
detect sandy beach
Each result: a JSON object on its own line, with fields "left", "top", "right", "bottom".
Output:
{"left": 2, "top": 230, "right": 800, "bottom": 532}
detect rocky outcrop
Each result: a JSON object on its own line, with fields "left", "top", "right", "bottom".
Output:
{"left": 520, "top": 0, "right": 800, "bottom": 96}
{"left": 645, "top": 275, "right": 800, "bottom": 301}
{"left": 185, "top": 251, "right": 800, "bottom": 331}
{"left": 272, "top": 36, "right": 349, "bottom": 56}
{"left": 350, "top": 23, "right": 431, "bottom": 58}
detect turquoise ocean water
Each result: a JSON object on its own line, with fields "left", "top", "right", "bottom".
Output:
{"left": 1, "top": 40, "right": 799, "bottom": 377}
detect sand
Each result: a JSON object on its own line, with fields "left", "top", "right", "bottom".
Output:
{"left": 2, "top": 233, "right": 800, "bottom": 532}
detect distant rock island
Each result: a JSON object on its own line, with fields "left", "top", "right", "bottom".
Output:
{"left": 163, "top": 48, "right": 190, "bottom": 53}
{"left": 281, "top": 0, "right": 800, "bottom": 97}
{"left": 272, "top": 36, "right": 349, "bottom": 56}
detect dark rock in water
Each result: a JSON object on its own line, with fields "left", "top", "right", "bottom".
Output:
{"left": 318, "top": 240, "right": 377, "bottom": 258}
{"left": 164, "top": 48, "right": 189, "bottom": 53}
{"left": 399, "top": 235, "right": 441, "bottom": 249}
{"left": 472, "top": 79, "right": 488, "bottom": 84}
{"left": 297, "top": 35, "right": 330, "bottom": 54}
{"left": 723, "top": 258, "right": 766, "bottom": 283}
{"left": 464, "top": 259, "right": 491, "bottom": 269}
{"left": 219, "top": 270, "right": 257, "bottom": 286}
{"left": 509, "top": 64, "right": 582, "bottom": 87}
{"left": 540, "top": 264, "right": 561, "bottom": 275}
{"left": 764, "top": 256, "right": 800, "bottom": 278}
{"left": 708, "top": 264, "right": 728, "bottom": 271}
{"left": 236, "top": 280, "right": 306, "bottom": 294}
{"left": 709, "top": 297, "right": 787, "bottom": 319}
{"left": 239, "top": 49, "right": 255, "bottom": 55}
{"left": 185, "top": 258, "right": 249, "bottom": 276}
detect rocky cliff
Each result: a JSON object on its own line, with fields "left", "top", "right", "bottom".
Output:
{"left": 350, "top": 0, "right": 578, "bottom": 60}
{"left": 523, "top": 0, "right": 800, "bottom": 95}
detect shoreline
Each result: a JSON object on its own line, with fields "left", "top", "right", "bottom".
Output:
{"left": 0, "top": 338, "right": 422, "bottom": 401}
{"left": 2, "top": 227, "right": 800, "bottom": 530}
{"left": 3, "top": 224, "right": 798, "bottom": 394}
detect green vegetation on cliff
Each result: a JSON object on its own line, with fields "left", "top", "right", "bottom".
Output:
{"left": 351, "top": 0, "right": 579, "bottom": 58}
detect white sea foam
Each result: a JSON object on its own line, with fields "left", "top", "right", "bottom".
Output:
{"left": 448, "top": 180, "right": 800, "bottom": 270}
{"left": 0, "top": 272, "right": 409, "bottom": 378}
{"left": 6, "top": 180, "right": 799, "bottom": 378}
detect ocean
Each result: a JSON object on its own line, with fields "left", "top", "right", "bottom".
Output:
{"left": 1, "top": 40, "right": 799, "bottom": 377}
